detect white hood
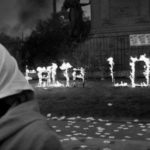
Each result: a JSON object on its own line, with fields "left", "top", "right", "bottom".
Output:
{"left": 0, "top": 44, "right": 34, "bottom": 99}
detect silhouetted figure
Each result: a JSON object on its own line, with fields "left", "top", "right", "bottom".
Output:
{"left": 62, "top": 0, "right": 90, "bottom": 40}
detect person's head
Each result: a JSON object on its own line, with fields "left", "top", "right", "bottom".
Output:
{"left": 0, "top": 44, "right": 34, "bottom": 116}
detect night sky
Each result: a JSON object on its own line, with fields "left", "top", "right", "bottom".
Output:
{"left": 0, "top": 0, "right": 90, "bottom": 37}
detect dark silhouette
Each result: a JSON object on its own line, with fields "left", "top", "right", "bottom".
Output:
{"left": 62, "top": 0, "right": 90, "bottom": 40}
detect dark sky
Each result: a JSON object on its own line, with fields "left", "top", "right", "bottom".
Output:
{"left": 0, "top": 0, "right": 90, "bottom": 37}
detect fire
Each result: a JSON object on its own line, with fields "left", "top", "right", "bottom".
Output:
{"left": 107, "top": 57, "right": 115, "bottom": 83}
{"left": 34, "top": 61, "right": 85, "bottom": 88}
{"left": 25, "top": 65, "right": 36, "bottom": 82}
{"left": 72, "top": 67, "right": 85, "bottom": 87}
{"left": 108, "top": 54, "right": 150, "bottom": 88}
{"left": 36, "top": 65, "right": 64, "bottom": 88}
{"left": 129, "top": 54, "right": 150, "bottom": 87}
{"left": 51, "top": 63, "right": 58, "bottom": 84}
{"left": 25, "top": 54, "right": 150, "bottom": 89}
{"left": 36, "top": 67, "right": 47, "bottom": 87}
{"left": 114, "top": 81, "right": 128, "bottom": 87}
{"left": 46, "top": 66, "right": 52, "bottom": 86}
{"left": 46, "top": 63, "right": 59, "bottom": 86}
{"left": 60, "top": 62, "right": 72, "bottom": 87}
{"left": 129, "top": 57, "right": 136, "bottom": 88}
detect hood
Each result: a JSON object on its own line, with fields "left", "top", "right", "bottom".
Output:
{"left": 0, "top": 44, "right": 34, "bottom": 99}
{"left": 0, "top": 101, "right": 42, "bottom": 144}
{"left": 0, "top": 101, "right": 63, "bottom": 150}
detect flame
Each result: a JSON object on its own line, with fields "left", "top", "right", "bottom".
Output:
{"left": 107, "top": 57, "right": 115, "bottom": 83}
{"left": 108, "top": 54, "right": 150, "bottom": 88}
{"left": 114, "top": 81, "right": 128, "bottom": 87}
{"left": 140, "top": 55, "right": 150, "bottom": 86}
{"left": 47, "top": 81, "right": 64, "bottom": 88}
{"left": 27, "top": 61, "right": 86, "bottom": 88}
{"left": 36, "top": 64, "right": 64, "bottom": 88}
{"left": 46, "top": 63, "right": 58, "bottom": 86}
{"left": 36, "top": 67, "right": 47, "bottom": 87}
{"left": 60, "top": 62, "right": 72, "bottom": 87}
{"left": 72, "top": 67, "right": 85, "bottom": 87}
{"left": 47, "top": 66, "right": 52, "bottom": 85}
{"left": 129, "top": 54, "right": 150, "bottom": 88}
{"left": 25, "top": 65, "right": 33, "bottom": 81}
{"left": 35, "top": 62, "right": 84, "bottom": 88}
{"left": 51, "top": 63, "right": 58, "bottom": 84}
{"left": 129, "top": 57, "right": 137, "bottom": 88}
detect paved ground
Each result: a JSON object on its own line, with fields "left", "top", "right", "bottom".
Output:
{"left": 33, "top": 79, "right": 150, "bottom": 149}
{"left": 47, "top": 115, "right": 150, "bottom": 150}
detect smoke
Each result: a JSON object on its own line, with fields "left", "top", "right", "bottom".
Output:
{"left": 0, "top": 0, "right": 66, "bottom": 37}
{"left": 0, "top": 0, "right": 54, "bottom": 37}
{"left": 14, "top": 0, "right": 52, "bottom": 36}
{"left": 0, "top": 0, "right": 90, "bottom": 37}
{"left": 18, "top": 0, "right": 51, "bottom": 24}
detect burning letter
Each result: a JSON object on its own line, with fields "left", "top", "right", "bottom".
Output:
{"left": 60, "top": 62, "right": 72, "bottom": 87}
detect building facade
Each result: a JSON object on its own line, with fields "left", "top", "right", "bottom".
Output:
{"left": 74, "top": 0, "right": 150, "bottom": 77}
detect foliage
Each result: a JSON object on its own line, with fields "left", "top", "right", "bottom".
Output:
{"left": 22, "top": 12, "right": 91, "bottom": 68}
{"left": 23, "top": 13, "right": 68, "bottom": 67}
{"left": 0, "top": 11, "right": 91, "bottom": 70}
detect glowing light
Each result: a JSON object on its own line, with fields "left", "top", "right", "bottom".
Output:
{"left": 60, "top": 62, "right": 72, "bottom": 87}
{"left": 25, "top": 65, "right": 33, "bottom": 82}
{"left": 51, "top": 63, "right": 58, "bottom": 84}
{"left": 108, "top": 54, "right": 150, "bottom": 88}
{"left": 48, "top": 81, "right": 64, "bottom": 87}
{"left": 46, "top": 66, "right": 52, "bottom": 86}
{"left": 26, "top": 60, "right": 87, "bottom": 88}
{"left": 37, "top": 64, "right": 64, "bottom": 88}
{"left": 36, "top": 67, "right": 47, "bottom": 87}
{"left": 114, "top": 81, "right": 128, "bottom": 87}
{"left": 72, "top": 67, "right": 85, "bottom": 87}
{"left": 129, "top": 54, "right": 150, "bottom": 88}
{"left": 107, "top": 57, "right": 115, "bottom": 83}
{"left": 129, "top": 57, "right": 137, "bottom": 88}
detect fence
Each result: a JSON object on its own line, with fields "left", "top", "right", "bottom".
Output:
{"left": 73, "top": 34, "right": 150, "bottom": 77}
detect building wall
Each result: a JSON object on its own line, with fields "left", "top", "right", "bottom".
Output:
{"left": 74, "top": 0, "right": 150, "bottom": 77}
{"left": 90, "top": 0, "right": 150, "bottom": 35}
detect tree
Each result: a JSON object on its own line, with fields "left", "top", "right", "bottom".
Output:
{"left": 22, "top": 9, "right": 91, "bottom": 68}
{"left": 22, "top": 13, "right": 70, "bottom": 67}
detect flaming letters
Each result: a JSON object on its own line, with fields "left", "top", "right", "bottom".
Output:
{"left": 25, "top": 65, "right": 35, "bottom": 82}
{"left": 107, "top": 57, "right": 115, "bottom": 83}
{"left": 26, "top": 54, "right": 150, "bottom": 88}
{"left": 26, "top": 62, "right": 85, "bottom": 88}
{"left": 72, "top": 67, "right": 85, "bottom": 87}
{"left": 60, "top": 62, "right": 72, "bottom": 87}
{"left": 107, "top": 54, "right": 150, "bottom": 88}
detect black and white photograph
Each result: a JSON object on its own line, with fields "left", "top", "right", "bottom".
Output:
{"left": 0, "top": 0, "right": 150, "bottom": 150}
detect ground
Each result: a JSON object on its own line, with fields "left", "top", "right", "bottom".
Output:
{"left": 31, "top": 79, "right": 150, "bottom": 150}
{"left": 48, "top": 117, "right": 150, "bottom": 150}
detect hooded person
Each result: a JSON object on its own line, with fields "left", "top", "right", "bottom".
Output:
{"left": 0, "top": 44, "right": 63, "bottom": 150}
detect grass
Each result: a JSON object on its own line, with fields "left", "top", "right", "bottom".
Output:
{"left": 32, "top": 79, "right": 150, "bottom": 119}
{"left": 32, "top": 79, "right": 150, "bottom": 150}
